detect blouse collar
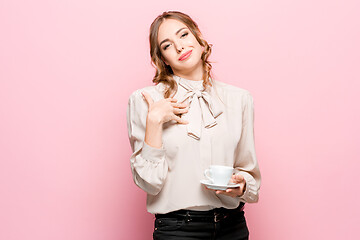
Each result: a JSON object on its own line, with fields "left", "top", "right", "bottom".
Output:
{"left": 172, "top": 74, "right": 224, "bottom": 140}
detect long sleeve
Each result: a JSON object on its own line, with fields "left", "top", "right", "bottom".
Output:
{"left": 234, "top": 93, "right": 261, "bottom": 203}
{"left": 126, "top": 91, "right": 168, "bottom": 195}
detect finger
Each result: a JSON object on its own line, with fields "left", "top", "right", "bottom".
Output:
{"left": 173, "top": 115, "right": 189, "bottom": 124}
{"left": 166, "top": 98, "right": 178, "bottom": 103}
{"left": 230, "top": 186, "right": 244, "bottom": 195}
{"left": 229, "top": 175, "right": 236, "bottom": 183}
{"left": 233, "top": 174, "right": 245, "bottom": 183}
{"left": 141, "top": 91, "right": 154, "bottom": 106}
{"left": 216, "top": 190, "right": 233, "bottom": 196}
{"left": 225, "top": 188, "right": 240, "bottom": 196}
{"left": 173, "top": 107, "right": 189, "bottom": 115}
{"left": 216, "top": 190, "right": 237, "bottom": 197}
{"left": 171, "top": 102, "right": 188, "bottom": 109}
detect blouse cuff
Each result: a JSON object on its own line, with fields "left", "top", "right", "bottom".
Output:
{"left": 141, "top": 141, "right": 166, "bottom": 163}
{"left": 236, "top": 172, "right": 258, "bottom": 203}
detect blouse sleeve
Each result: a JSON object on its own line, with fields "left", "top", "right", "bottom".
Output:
{"left": 126, "top": 91, "right": 168, "bottom": 195}
{"left": 234, "top": 93, "right": 261, "bottom": 203}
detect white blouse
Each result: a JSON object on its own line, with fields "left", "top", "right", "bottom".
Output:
{"left": 126, "top": 74, "right": 261, "bottom": 214}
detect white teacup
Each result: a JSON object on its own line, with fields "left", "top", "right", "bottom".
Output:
{"left": 204, "top": 165, "right": 234, "bottom": 186}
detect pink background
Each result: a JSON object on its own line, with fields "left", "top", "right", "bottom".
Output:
{"left": 1, "top": 0, "right": 359, "bottom": 239}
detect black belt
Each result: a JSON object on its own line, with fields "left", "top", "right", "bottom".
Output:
{"left": 155, "top": 202, "right": 245, "bottom": 223}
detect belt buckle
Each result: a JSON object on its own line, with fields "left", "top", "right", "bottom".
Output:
{"left": 184, "top": 211, "right": 192, "bottom": 223}
{"left": 214, "top": 212, "right": 222, "bottom": 223}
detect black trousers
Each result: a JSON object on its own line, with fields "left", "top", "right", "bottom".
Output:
{"left": 153, "top": 203, "right": 249, "bottom": 240}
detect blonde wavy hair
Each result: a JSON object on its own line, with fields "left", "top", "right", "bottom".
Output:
{"left": 149, "top": 11, "right": 214, "bottom": 98}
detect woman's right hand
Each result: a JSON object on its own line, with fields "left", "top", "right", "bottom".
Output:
{"left": 142, "top": 91, "right": 189, "bottom": 125}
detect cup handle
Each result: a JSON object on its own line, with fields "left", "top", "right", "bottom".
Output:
{"left": 204, "top": 169, "right": 214, "bottom": 183}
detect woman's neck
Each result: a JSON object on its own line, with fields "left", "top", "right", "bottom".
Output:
{"left": 173, "top": 63, "right": 204, "bottom": 81}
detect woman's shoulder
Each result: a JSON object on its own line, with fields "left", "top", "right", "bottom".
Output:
{"left": 127, "top": 83, "right": 166, "bottom": 123}
{"left": 128, "top": 82, "right": 166, "bottom": 103}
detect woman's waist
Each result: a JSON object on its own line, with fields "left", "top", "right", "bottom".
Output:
{"left": 155, "top": 202, "right": 245, "bottom": 219}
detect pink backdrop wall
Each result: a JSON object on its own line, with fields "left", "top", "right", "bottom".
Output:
{"left": 1, "top": 0, "right": 359, "bottom": 239}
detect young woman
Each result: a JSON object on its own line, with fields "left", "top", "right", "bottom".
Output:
{"left": 126, "top": 11, "right": 261, "bottom": 240}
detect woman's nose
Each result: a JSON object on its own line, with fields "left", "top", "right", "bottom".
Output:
{"left": 175, "top": 44, "right": 184, "bottom": 53}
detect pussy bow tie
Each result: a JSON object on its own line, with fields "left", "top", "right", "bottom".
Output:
{"left": 177, "top": 78, "right": 224, "bottom": 140}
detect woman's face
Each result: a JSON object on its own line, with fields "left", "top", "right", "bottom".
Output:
{"left": 157, "top": 18, "right": 204, "bottom": 75}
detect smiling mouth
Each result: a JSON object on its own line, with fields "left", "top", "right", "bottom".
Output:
{"left": 179, "top": 50, "right": 192, "bottom": 61}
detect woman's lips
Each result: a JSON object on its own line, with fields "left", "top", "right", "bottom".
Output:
{"left": 179, "top": 50, "right": 192, "bottom": 61}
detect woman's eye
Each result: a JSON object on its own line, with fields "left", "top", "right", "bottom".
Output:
{"left": 162, "top": 33, "right": 188, "bottom": 50}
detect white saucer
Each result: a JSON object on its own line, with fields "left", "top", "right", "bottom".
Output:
{"left": 200, "top": 179, "right": 240, "bottom": 191}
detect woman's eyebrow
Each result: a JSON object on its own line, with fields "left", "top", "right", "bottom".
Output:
{"left": 159, "top": 27, "right": 187, "bottom": 46}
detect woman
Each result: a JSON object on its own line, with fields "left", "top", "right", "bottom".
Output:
{"left": 126, "top": 11, "right": 261, "bottom": 240}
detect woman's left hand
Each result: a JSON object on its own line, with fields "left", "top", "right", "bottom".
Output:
{"left": 205, "top": 174, "right": 246, "bottom": 198}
